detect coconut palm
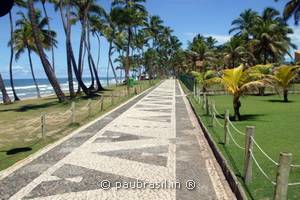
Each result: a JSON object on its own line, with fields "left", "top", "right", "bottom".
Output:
{"left": 267, "top": 65, "right": 300, "bottom": 102}
{"left": 250, "top": 15, "right": 296, "bottom": 64}
{"left": 252, "top": 64, "right": 274, "bottom": 95}
{"left": 223, "top": 37, "right": 252, "bottom": 68}
{"left": 14, "top": 11, "right": 57, "bottom": 98}
{"left": 188, "top": 34, "right": 216, "bottom": 72}
{"left": 191, "top": 70, "right": 217, "bottom": 94}
{"left": 207, "top": 65, "right": 266, "bottom": 121}
{"left": 28, "top": 0, "right": 65, "bottom": 102}
{"left": 0, "top": 74, "right": 11, "bottom": 104}
{"left": 229, "top": 9, "right": 259, "bottom": 39}
{"left": 40, "top": 0, "right": 56, "bottom": 73}
{"left": 111, "top": 0, "right": 148, "bottom": 81}
{"left": 275, "top": 0, "right": 300, "bottom": 25}
{"left": 8, "top": 0, "right": 26, "bottom": 101}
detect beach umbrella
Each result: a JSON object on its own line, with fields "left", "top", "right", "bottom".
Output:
{"left": 0, "top": 0, "right": 14, "bottom": 17}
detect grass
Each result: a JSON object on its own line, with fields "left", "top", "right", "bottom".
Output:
{"left": 0, "top": 80, "right": 160, "bottom": 171}
{"left": 181, "top": 82, "right": 300, "bottom": 200}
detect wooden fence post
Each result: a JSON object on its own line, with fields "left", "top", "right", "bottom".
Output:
{"left": 244, "top": 126, "right": 255, "bottom": 184}
{"left": 224, "top": 109, "right": 230, "bottom": 145}
{"left": 41, "top": 114, "right": 46, "bottom": 142}
{"left": 205, "top": 93, "right": 209, "bottom": 115}
{"left": 111, "top": 91, "right": 114, "bottom": 106}
{"left": 274, "top": 152, "right": 292, "bottom": 200}
{"left": 71, "top": 102, "right": 76, "bottom": 124}
{"left": 100, "top": 96, "right": 104, "bottom": 112}
{"left": 210, "top": 101, "right": 215, "bottom": 127}
{"left": 88, "top": 99, "right": 92, "bottom": 117}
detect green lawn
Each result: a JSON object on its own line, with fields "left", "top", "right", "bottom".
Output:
{"left": 184, "top": 85, "right": 300, "bottom": 199}
{"left": 0, "top": 80, "right": 159, "bottom": 171}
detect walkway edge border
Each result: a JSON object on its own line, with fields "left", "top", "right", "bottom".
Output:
{"left": 0, "top": 81, "right": 162, "bottom": 180}
{"left": 186, "top": 96, "right": 248, "bottom": 200}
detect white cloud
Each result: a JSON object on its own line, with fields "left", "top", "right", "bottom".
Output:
{"left": 184, "top": 32, "right": 231, "bottom": 44}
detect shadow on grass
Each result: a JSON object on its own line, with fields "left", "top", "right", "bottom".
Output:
{"left": 266, "top": 99, "right": 294, "bottom": 103}
{"left": 229, "top": 114, "right": 267, "bottom": 122}
{"left": 6, "top": 147, "right": 32, "bottom": 155}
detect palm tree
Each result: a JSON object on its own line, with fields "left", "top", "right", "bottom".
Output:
{"left": 250, "top": 9, "right": 296, "bottom": 64}
{"left": 252, "top": 64, "right": 273, "bottom": 95}
{"left": 223, "top": 37, "right": 252, "bottom": 68}
{"left": 0, "top": 74, "right": 11, "bottom": 104}
{"left": 276, "top": 0, "right": 300, "bottom": 24}
{"left": 268, "top": 65, "right": 300, "bottom": 102}
{"left": 111, "top": 0, "right": 148, "bottom": 82}
{"left": 8, "top": 0, "right": 26, "bottom": 101}
{"left": 14, "top": 11, "right": 57, "bottom": 98}
{"left": 188, "top": 34, "right": 216, "bottom": 72}
{"left": 144, "top": 15, "right": 164, "bottom": 48}
{"left": 40, "top": 0, "right": 56, "bottom": 73}
{"left": 229, "top": 9, "right": 259, "bottom": 39}
{"left": 28, "top": 0, "right": 66, "bottom": 102}
{"left": 207, "top": 65, "right": 266, "bottom": 120}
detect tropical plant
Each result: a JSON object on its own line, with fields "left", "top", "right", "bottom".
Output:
{"left": 229, "top": 9, "right": 259, "bottom": 39}
{"left": 14, "top": 11, "right": 57, "bottom": 98}
{"left": 207, "top": 65, "right": 266, "bottom": 121}
{"left": 251, "top": 64, "right": 274, "bottom": 95}
{"left": 275, "top": 0, "right": 300, "bottom": 25}
{"left": 223, "top": 37, "right": 252, "bottom": 68}
{"left": 28, "top": 0, "right": 66, "bottom": 102}
{"left": 8, "top": 0, "right": 26, "bottom": 101}
{"left": 267, "top": 65, "right": 300, "bottom": 102}
{"left": 111, "top": 0, "right": 148, "bottom": 81}
{"left": 191, "top": 70, "right": 217, "bottom": 93}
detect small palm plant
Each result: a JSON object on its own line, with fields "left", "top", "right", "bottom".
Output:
{"left": 267, "top": 65, "right": 300, "bottom": 102}
{"left": 207, "top": 65, "right": 266, "bottom": 121}
{"left": 251, "top": 64, "right": 273, "bottom": 95}
{"left": 191, "top": 70, "right": 217, "bottom": 94}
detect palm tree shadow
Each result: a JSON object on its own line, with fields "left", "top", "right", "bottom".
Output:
{"left": 0, "top": 101, "right": 60, "bottom": 113}
{"left": 5, "top": 147, "right": 32, "bottom": 155}
{"left": 266, "top": 99, "right": 294, "bottom": 103}
{"left": 229, "top": 114, "right": 266, "bottom": 121}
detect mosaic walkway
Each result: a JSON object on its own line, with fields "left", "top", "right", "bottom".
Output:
{"left": 0, "top": 80, "right": 235, "bottom": 200}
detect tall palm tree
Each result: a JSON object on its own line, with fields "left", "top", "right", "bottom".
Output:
{"left": 14, "top": 11, "right": 57, "bottom": 98}
{"left": 223, "top": 37, "right": 252, "bottom": 68}
{"left": 229, "top": 9, "right": 259, "bottom": 40}
{"left": 40, "top": 0, "right": 56, "bottom": 73}
{"left": 111, "top": 0, "right": 148, "bottom": 81}
{"left": 28, "top": 0, "right": 65, "bottom": 102}
{"left": 8, "top": 0, "right": 26, "bottom": 101}
{"left": 250, "top": 8, "right": 296, "bottom": 64}
{"left": 0, "top": 74, "right": 11, "bottom": 104}
{"left": 275, "top": 0, "right": 300, "bottom": 25}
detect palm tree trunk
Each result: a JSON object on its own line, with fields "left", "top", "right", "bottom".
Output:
{"left": 42, "top": 2, "right": 55, "bottom": 73}
{"left": 27, "top": 47, "right": 41, "bottom": 98}
{"left": 233, "top": 95, "right": 241, "bottom": 121}
{"left": 283, "top": 88, "right": 288, "bottom": 102}
{"left": 0, "top": 73, "right": 11, "bottom": 104}
{"left": 28, "top": 0, "right": 65, "bottom": 102}
{"left": 66, "top": 0, "right": 75, "bottom": 98}
{"left": 77, "top": 21, "right": 86, "bottom": 94}
{"left": 9, "top": 11, "right": 20, "bottom": 101}
{"left": 125, "top": 27, "right": 131, "bottom": 81}
{"left": 86, "top": 25, "right": 95, "bottom": 90}
{"left": 95, "top": 33, "right": 101, "bottom": 72}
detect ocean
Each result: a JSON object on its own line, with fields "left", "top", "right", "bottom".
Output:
{"left": 0, "top": 77, "right": 119, "bottom": 100}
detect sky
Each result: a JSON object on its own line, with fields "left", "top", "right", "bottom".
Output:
{"left": 0, "top": 0, "right": 299, "bottom": 79}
